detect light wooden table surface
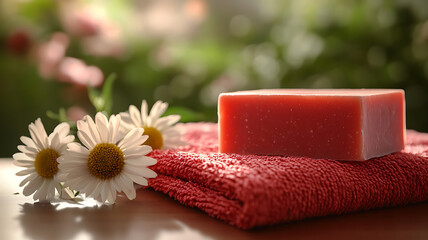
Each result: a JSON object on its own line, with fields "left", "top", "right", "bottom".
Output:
{"left": 1, "top": 159, "right": 427, "bottom": 240}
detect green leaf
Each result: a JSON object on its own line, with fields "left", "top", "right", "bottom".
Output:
{"left": 163, "top": 106, "right": 205, "bottom": 122}
{"left": 88, "top": 88, "right": 104, "bottom": 113}
{"left": 58, "top": 108, "right": 68, "bottom": 122}
{"left": 46, "top": 108, "right": 69, "bottom": 123}
{"left": 88, "top": 73, "right": 116, "bottom": 115}
{"left": 46, "top": 110, "right": 59, "bottom": 121}
{"left": 102, "top": 73, "right": 116, "bottom": 114}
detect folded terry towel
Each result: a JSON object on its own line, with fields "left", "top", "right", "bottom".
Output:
{"left": 148, "top": 123, "right": 428, "bottom": 229}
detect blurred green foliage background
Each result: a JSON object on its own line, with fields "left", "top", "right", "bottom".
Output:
{"left": 1, "top": 0, "right": 427, "bottom": 156}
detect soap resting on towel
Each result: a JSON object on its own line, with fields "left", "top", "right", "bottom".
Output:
{"left": 148, "top": 123, "right": 428, "bottom": 229}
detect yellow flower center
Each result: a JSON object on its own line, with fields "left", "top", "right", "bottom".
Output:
{"left": 143, "top": 127, "right": 163, "bottom": 150}
{"left": 34, "top": 148, "right": 59, "bottom": 178}
{"left": 87, "top": 143, "right": 124, "bottom": 180}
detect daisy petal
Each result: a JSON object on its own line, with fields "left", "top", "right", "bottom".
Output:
{"left": 23, "top": 176, "right": 43, "bottom": 196}
{"left": 129, "top": 105, "right": 142, "bottom": 128}
{"left": 118, "top": 128, "right": 145, "bottom": 149}
{"left": 119, "top": 112, "right": 134, "bottom": 130}
{"left": 149, "top": 101, "right": 168, "bottom": 124}
{"left": 17, "top": 145, "right": 37, "bottom": 155}
{"left": 34, "top": 119, "right": 49, "bottom": 148}
{"left": 29, "top": 123, "right": 45, "bottom": 150}
{"left": 126, "top": 156, "right": 157, "bottom": 167}
{"left": 19, "top": 173, "right": 38, "bottom": 187}
{"left": 119, "top": 135, "right": 147, "bottom": 152}
{"left": 141, "top": 100, "right": 148, "bottom": 125}
{"left": 14, "top": 160, "right": 34, "bottom": 168}
{"left": 124, "top": 163, "right": 156, "bottom": 178}
{"left": 78, "top": 130, "right": 96, "bottom": 149}
{"left": 95, "top": 113, "right": 109, "bottom": 143}
{"left": 137, "top": 167, "right": 157, "bottom": 178}
{"left": 68, "top": 176, "right": 93, "bottom": 192}
{"left": 108, "top": 115, "right": 121, "bottom": 144}
{"left": 67, "top": 142, "right": 89, "bottom": 155}
{"left": 53, "top": 122, "right": 70, "bottom": 139}
{"left": 33, "top": 179, "right": 49, "bottom": 200}
{"left": 123, "top": 171, "right": 149, "bottom": 186}
{"left": 124, "top": 146, "right": 152, "bottom": 158}
{"left": 20, "top": 136, "right": 37, "bottom": 149}
{"left": 107, "top": 188, "right": 117, "bottom": 204}
{"left": 49, "top": 123, "right": 67, "bottom": 144}
{"left": 62, "top": 135, "right": 75, "bottom": 144}
{"left": 110, "top": 177, "right": 122, "bottom": 192}
{"left": 16, "top": 168, "right": 35, "bottom": 176}
{"left": 101, "top": 183, "right": 110, "bottom": 202}
{"left": 122, "top": 145, "right": 152, "bottom": 157}
{"left": 89, "top": 180, "right": 104, "bottom": 200}
{"left": 80, "top": 177, "right": 99, "bottom": 193}
{"left": 47, "top": 180, "right": 57, "bottom": 199}
{"left": 155, "top": 115, "right": 181, "bottom": 131}
{"left": 118, "top": 174, "right": 135, "bottom": 200}
{"left": 86, "top": 115, "right": 102, "bottom": 143}
{"left": 50, "top": 133, "right": 61, "bottom": 153}
{"left": 34, "top": 118, "right": 48, "bottom": 139}
{"left": 13, "top": 152, "right": 34, "bottom": 160}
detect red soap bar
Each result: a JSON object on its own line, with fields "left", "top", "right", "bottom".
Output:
{"left": 218, "top": 89, "right": 406, "bottom": 161}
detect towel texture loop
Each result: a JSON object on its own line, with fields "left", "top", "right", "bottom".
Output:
{"left": 148, "top": 123, "right": 428, "bottom": 229}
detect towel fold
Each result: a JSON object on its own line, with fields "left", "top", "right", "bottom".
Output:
{"left": 148, "top": 123, "right": 428, "bottom": 229}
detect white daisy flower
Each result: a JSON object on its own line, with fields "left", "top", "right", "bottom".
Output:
{"left": 120, "top": 100, "right": 184, "bottom": 150}
{"left": 13, "top": 119, "right": 75, "bottom": 201}
{"left": 58, "top": 112, "right": 157, "bottom": 204}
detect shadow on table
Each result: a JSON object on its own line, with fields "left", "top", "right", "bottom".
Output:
{"left": 18, "top": 189, "right": 428, "bottom": 240}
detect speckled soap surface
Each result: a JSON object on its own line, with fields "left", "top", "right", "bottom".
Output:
{"left": 218, "top": 89, "right": 405, "bottom": 161}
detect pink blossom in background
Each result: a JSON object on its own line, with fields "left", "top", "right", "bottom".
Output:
{"left": 56, "top": 57, "right": 104, "bottom": 88}
{"left": 81, "top": 29, "right": 124, "bottom": 58}
{"left": 36, "top": 32, "right": 105, "bottom": 88}
{"left": 59, "top": 1, "right": 102, "bottom": 37}
{"left": 37, "top": 32, "right": 69, "bottom": 79}
{"left": 5, "top": 29, "right": 32, "bottom": 56}
{"left": 58, "top": 1, "right": 124, "bottom": 57}
{"left": 185, "top": 0, "right": 207, "bottom": 20}
{"left": 66, "top": 106, "right": 88, "bottom": 122}
{"left": 137, "top": 0, "right": 207, "bottom": 39}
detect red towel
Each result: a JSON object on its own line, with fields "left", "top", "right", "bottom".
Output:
{"left": 148, "top": 123, "right": 428, "bottom": 229}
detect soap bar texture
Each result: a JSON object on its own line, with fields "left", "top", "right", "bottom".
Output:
{"left": 218, "top": 89, "right": 406, "bottom": 161}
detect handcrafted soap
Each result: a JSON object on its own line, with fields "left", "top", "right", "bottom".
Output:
{"left": 218, "top": 89, "right": 405, "bottom": 161}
